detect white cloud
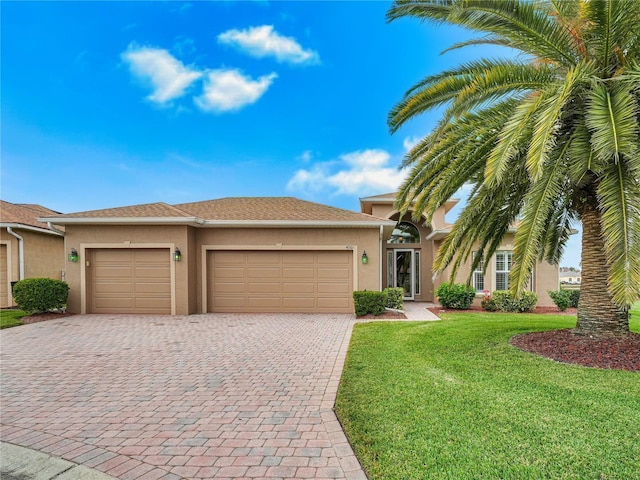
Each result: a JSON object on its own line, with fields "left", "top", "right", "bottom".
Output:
{"left": 403, "top": 136, "right": 421, "bottom": 152}
{"left": 122, "top": 45, "right": 202, "bottom": 103}
{"left": 194, "top": 69, "right": 277, "bottom": 113}
{"left": 218, "top": 25, "right": 320, "bottom": 65}
{"left": 287, "top": 149, "right": 407, "bottom": 196}
{"left": 297, "top": 150, "right": 313, "bottom": 162}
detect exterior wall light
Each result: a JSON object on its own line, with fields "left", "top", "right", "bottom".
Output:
{"left": 68, "top": 248, "right": 79, "bottom": 262}
{"left": 173, "top": 248, "right": 182, "bottom": 262}
{"left": 361, "top": 251, "right": 368, "bottom": 264}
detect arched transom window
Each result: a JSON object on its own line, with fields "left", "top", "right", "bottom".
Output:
{"left": 388, "top": 222, "right": 420, "bottom": 244}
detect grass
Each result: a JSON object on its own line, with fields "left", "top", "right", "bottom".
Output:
{"left": 336, "top": 313, "right": 640, "bottom": 480}
{"left": 0, "top": 309, "right": 27, "bottom": 329}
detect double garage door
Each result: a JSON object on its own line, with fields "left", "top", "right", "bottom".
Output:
{"left": 86, "top": 248, "right": 353, "bottom": 314}
{"left": 207, "top": 250, "right": 353, "bottom": 313}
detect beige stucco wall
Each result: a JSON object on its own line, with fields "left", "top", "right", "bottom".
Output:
{"left": 64, "top": 225, "right": 194, "bottom": 314}
{"left": 440, "top": 234, "right": 559, "bottom": 307}
{"left": 0, "top": 227, "right": 64, "bottom": 307}
{"left": 63, "top": 224, "right": 381, "bottom": 315}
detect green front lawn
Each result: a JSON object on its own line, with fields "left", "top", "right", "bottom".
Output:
{"left": 0, "top": 309, "right": 27, "bottom": 329}
{"left": 336, "top": 314, "right": 640, "bottom": 480}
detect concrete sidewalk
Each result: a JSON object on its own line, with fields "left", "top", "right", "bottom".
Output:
{"left": 1, "top": 442, "right": 117, "bottom": 480}
{"left": 402, "top": 302, "right": 441, "bottom": 321}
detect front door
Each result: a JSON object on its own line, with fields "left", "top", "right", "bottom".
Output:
{"left": 393, "top": 249, "right": 414, "bottom": 300}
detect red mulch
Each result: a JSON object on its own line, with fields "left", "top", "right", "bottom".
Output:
{"left": 511, "top": 329, "right": 640, "bottom": 371}
{"left": 20, "top": 312, "right": 75, "bottom": 324}
{"left": 356, "top": 311, "right": 407, "bottom": 320}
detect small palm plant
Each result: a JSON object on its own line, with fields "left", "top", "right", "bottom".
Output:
{"left": 388, "top": 0, "right": 640, "bottom": 336}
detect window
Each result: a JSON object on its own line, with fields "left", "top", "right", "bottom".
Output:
{"left": 495, "top": 251, "right": 513, "bottom": 290}
{"left": 387, "top": 251, "right": 394, "bottom": 288}
{"left": 472, "top": 252, "right": 484, "bottom": 292}
{"left": 415, "top": 251, "right": 421, "bottom": 295}
{"left": 388, "top": 222, "right": 420, "bottom": 244}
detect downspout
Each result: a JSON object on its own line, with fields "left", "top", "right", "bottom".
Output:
{"left": 47, "top": 222, "right": 65, "bottom": 236}
{"left": 379, "top": 225, "right": 384, "bottom": 291}
{"left": 6, "top": 227, "right": 25, "bottom": 280}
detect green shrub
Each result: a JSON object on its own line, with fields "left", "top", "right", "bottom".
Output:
{"left": 492, "top": 290, "right": 538, "bottom": 313}
{"left": 383, "top": 287, "right": 404, "bottom": 310}
{"left": 12, "top": 278, "right": 69, "bottom": 314}
{"left": 353, "top": 290, "right": 387, "bottom": 317}
{"left": 548, "top": 289, "right": 571, "bottom": 311}
{"left": 481, "top": 295, "right": 498, "bottom": 312}
{"left": 435, "top": 282, "right": 476, "bottom": 309}
{"left": 569, "top": 289, "right": 580, "bottom": 308}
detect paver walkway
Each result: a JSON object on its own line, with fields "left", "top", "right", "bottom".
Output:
{"left": 0, "top": 314, "right": 365, "bottom": 480}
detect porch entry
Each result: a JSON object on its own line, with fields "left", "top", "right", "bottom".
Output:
{"left": 387, "top": 249, "right": 420, "bottom": 300}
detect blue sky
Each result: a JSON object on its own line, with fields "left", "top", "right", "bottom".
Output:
{"left": 1, "top": 1, "right": 581, "bottom": 267}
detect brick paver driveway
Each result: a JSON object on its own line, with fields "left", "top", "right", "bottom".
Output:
{"left": 0, "top": 314, "right": 365, "bottom": 479}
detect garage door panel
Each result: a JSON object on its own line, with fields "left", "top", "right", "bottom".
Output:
{"left": 283, "top": 297, "right": 315, "bottom": 308}
{"left": 247, "top": 282, "right": 281, "bottom": 294}
{"left": 248, "top": 251, "right": 279, "bottom": 263}
{"left": 207, "top": 250, "right": 353, "bottom": 313}
{"left": 213, "top": 267, "right": 246, "bottom": 279}
{"left": 213, "top": 297, "right": 247, "bottom": 308}
{"left": 90, "top": 248, "right": 171, "bottom": 314}
{"left": 318, "top": 252, "right": 350, "bottom": 264}
{"left": 318, "top": 267, "right": 349, "bottom": 279}
{"left": 283, "top": 282, "right": 315, "bottom": 293}
{"left": 283, "top": 252, "right": 315, "bottom": 263}
{"left": 318, "top": 297, "right": 350, "bottom": 308}
{"left": 213, "top": 282, "right": 246, "bottom": 294}
{"left": 282, "top": 267, "right": 314, "bottom": 278}
{"left": 94, "top": 282, "right": 133, "bottom": 294}
{"left": 213, "top": 251, "right": 246, "bottom": 264}
{"left": 318, "top": 282, "right": 350, "bottom": 294}
{"left": 248, "top": 267, "right": 280, "bottom": 279}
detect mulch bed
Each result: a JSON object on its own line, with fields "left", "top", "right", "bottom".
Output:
{"left": 20, "top": 312, "right": 75, "bottom": 324}
{"left": 511, "top": 329, "right": 640, "bottom": 371}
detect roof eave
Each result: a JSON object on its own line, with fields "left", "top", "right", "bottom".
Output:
{"left": 38, "top": 217, "right": 203, "bottom": 227}
{"left": 1, "top": 222, "right": 64, "bottom": 237}
{"left": 202, "top": 220, "right": 397, "bottom": 228}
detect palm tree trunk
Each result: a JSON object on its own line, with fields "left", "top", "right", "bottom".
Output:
{"left": 574, "top": 204, "right": 629, "bottom": 336}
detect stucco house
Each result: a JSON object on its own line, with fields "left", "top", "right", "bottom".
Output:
{"left": 40, "top": 194, "right": 560, "bottom": 315}
{"left": 0, "top": 200, "right": 65, "bottom": 308}
{"left": 560, "top": 270, "right": 581, "bottom": 284}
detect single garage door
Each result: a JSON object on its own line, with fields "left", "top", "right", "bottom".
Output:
{"left": 207, "top": 250, "right": 353, "bottom": 313}
{"left": 0, "top": 244, "right": 8, "bottom": 309}
{"left": 88, "top": 248, "right": 171, "bottom": 314}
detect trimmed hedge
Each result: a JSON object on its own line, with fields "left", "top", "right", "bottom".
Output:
{"left": 492, "top": 290, "right": 538, "bottom": 313}
{"left": 12, "top": 278, "right": 69, "bottom": 314}
{"left": 384, "top": 287, "right": 404, "bottom": 310}
{"left": 569, "top": 289, "right": 580, "bottom": 308}
{"left": 353, "top": 290, "right": 387, "bottom": 317}
{"left": 435, "top": 282, "right": 476, "bottom": 310}
{"left": 548, "top": 289, "right": 571, "bottom": 311}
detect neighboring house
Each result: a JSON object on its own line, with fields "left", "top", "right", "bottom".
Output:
{"left": 560, "top": 271, "right": 582, "bottom": 284}
{"left": 360, "top": 192, "right": 559, "bottom": 307}
{"left": 0, "top": 200, "right": 65, "bottom": 308}
{"left": 40, "top": 198, "right": 395, "bottom": 315}
{"left": 40, "top": 193, "right": 561, "bottom": 315}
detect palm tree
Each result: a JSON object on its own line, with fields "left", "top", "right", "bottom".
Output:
{"left": 388, "top": 0, "right": 640, "bottom": 336}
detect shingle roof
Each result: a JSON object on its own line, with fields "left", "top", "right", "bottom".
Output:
{"left": 1, "top": 200, "right": 62, "bottom": 230}
{"left": 175, "top": 197, "right": 382, "bottom": 222}
{"left": 39, "top": 197, "right": 392, "bottom": 225}
{"left": 50, "top": 202, "right": 193, "bottom": 219}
